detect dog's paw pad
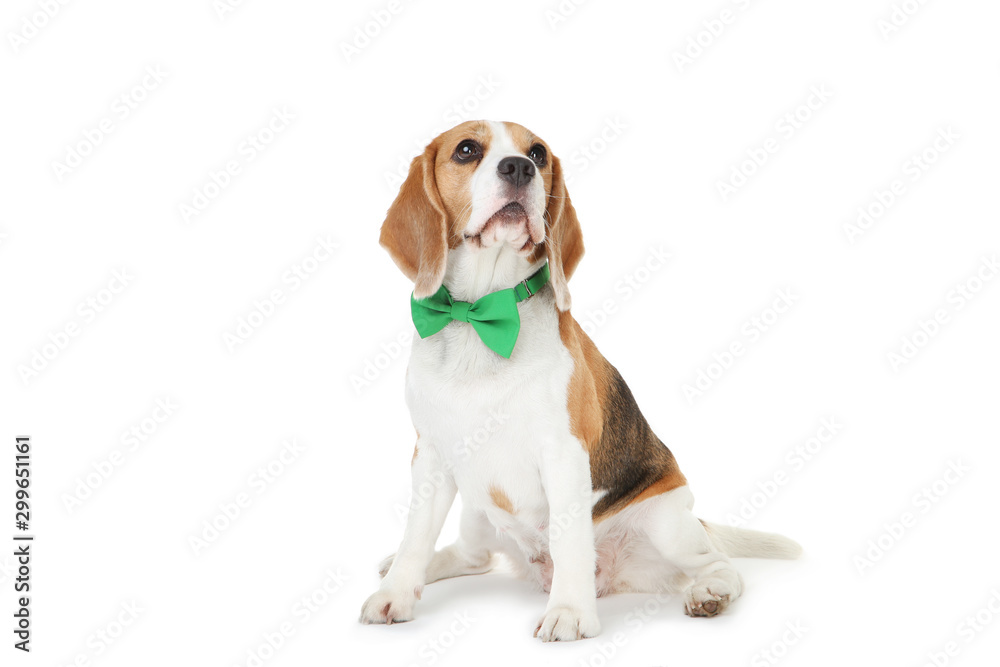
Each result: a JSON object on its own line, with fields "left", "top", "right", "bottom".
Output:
{"left": 684, "top": 588, "right": 730, "bottom": 618}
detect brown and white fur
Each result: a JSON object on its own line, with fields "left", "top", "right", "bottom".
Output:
{"left": 360, "top": 120, "right": 801, "bottom": 642}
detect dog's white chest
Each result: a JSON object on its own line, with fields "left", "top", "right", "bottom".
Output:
{"left": 404, "top": 291, "right": 576, "bottom": 557}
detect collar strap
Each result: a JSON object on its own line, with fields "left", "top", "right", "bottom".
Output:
{"left": 512, "top": 262, "right": 550, "bottom": 302}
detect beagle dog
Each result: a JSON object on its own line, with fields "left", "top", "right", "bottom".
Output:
{"left": 360, "top": 120, "right": 801, "bottom": 641}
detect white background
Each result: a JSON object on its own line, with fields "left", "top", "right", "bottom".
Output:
{"left": 2, "top": 0, "right": 999, "bottom": 665}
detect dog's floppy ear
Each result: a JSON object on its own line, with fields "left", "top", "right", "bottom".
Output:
{"left": 544, "top": 154, "right": 584, "bottom": 311}
{"left": 379, "top": 141, "right": 448, "bottom": 299}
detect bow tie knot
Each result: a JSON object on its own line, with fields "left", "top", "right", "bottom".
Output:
{"left": 449, "top": 300, "right": 472, "bottom": 323}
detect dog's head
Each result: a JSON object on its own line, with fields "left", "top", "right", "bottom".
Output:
{"left": 379, "top": 120, "right": 583, "bottom": 310}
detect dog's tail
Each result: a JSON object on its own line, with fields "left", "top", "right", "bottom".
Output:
{"left": 700, "top": 520, "right": 802, "bottom": 559}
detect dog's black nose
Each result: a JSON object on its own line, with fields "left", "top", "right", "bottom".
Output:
{"left": 497, "top": 156, "right": 535, "bottom": 188}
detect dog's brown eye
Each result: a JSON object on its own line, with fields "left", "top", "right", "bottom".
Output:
{"left": 453, "top": 140, "right": 482, "bottom": 163}
{"left": 528, "top": 143, "right": 547, "bottom": 167}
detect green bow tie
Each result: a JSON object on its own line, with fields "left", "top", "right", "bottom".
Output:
{"left": 410, "top": 263, "right": 550, "bottom": 358}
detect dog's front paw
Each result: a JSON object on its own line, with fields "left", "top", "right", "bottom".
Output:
{"left": 359, "top": 588, "right": 417, "bottom": 625}
{"left": 534, "top": 606, "right": 600, "bottom": 642}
